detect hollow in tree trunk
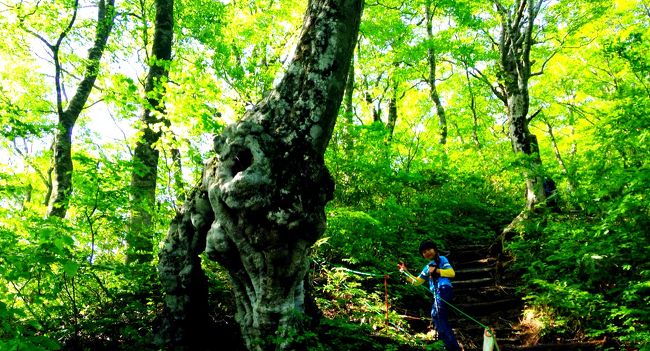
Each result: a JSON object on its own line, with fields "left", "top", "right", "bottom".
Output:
{"left": 157, "top": 1, "right": 364, "bottom": 350}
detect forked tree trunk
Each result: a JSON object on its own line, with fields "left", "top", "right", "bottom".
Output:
{"left": 494, "top": 0, "right": 547, "bottom": 212}
{"left": 158, "top": 1, "right": 364, "bottom": 350}
{"left": 47, "top": 0, "right": 116, "bottom": 218}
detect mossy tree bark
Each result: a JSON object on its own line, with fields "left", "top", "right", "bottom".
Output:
{"left": 128, "top": 0, "right": 174, "bottom": 263}
{"left": 44, "top": 0, "right": 116, "bottom": 218}
{"left": 158, "top": 0, "right": 364, "bottom": 350}
{"left": 493, "top": 0, "right": 548, "bottom": 212}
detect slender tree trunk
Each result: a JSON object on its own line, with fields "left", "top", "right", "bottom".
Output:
{"left": 342, "top": 53, "right": 356, "bottom": 150}
{"left": 158, "top": 1, "right": 364, "bottom": 350}
{"left": 425, "top": 0, "right": 447, "bottom": 145}
{"left": 464, "top": 64, "right": 481, "bottom": 149}
{"left": 363, "top": 75, "right": 382, "bottom": 124}
{"left": 47, "top": 0, "right": 116, "bottom": 218}
{"left": 127, "top": 0, "right": 174, "bottom": 263}
{"left": 544, "top": 120, "right": 577, "bottom": 191}
{"left": 386, "top": 79, "right": 398, "bottom": 140}
{"left": 171, "top": 147, "right": 186, "bottom": 202}
{"left": 344, "top": 55, "right": 355, "bottom": 124}
{"left": 451, "top": 120, "right": 465, "bottom": 145}
{"left": 49, "top": 119, "right": 73, "bottom": 218}
{"left": 45, "top": 164, "right": 53, "bottom": 206}
{"left": 365, "top": 91, "right": 381, "bottom": 123}
{"left": 569, "top": 125, "right": 577, "bottom": 161}
{"left": 11, "top": 140, "right": 50, "bottom": 206}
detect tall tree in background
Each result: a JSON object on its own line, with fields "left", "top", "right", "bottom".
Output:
{"left": 127, "top": 0, "right": 174, "bottom": 263}
{"left": 158, "top": 0, "right": 364, "bottom": 349}
{"left": 425, "top": 0, "right": 448, "bottom": 145}
{"left": 463, "top": 61, "right": 482, "bottom": 149}
{"left": 23, "top": 0, "right": 116, "bottom": 218}
{"left": 386, "top": 73, "right": 399, "bottom": 140}
{"left": 490, "top": 0, "right": 548, "bottom": 212}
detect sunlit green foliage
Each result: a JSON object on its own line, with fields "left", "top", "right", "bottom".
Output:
{"left": 0, "top": 0, "right": 648, "bottom": 349}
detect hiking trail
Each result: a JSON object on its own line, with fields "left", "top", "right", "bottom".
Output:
{"left": 399, "top": 244, "right": 606, "bottom": 350}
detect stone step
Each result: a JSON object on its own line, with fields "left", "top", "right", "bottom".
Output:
{"left": 456, "top": 266, "right": 495, "bottom": 280}
{"left": 454, "top": 285, "right": 516, "bottom": 301}
{"left": 500, "top": 340, "right": 606, "bottom": 351}
{"left": 455, "top": 284, "right": 516, "bottom": 294}
{"left": 456, "top": 328, "right": 519, "bottom": 344}
{"left": 456, "top": 291, "right": 502, "bottom": 302}
{"left": 446, "top": 250, "right": 489, "bottom": 262}
{"left": 450, "top": 244, "right": 491, "bottom": 251}
{"left": 454, "top": 257, "right": 497, "bottom": 269}
{"left": 455, "top": 327, "right": 520, "bottom": 351}
{"left": 457, "top": 266, "right": 495, "bottom": 274}
{"left": 407, "top": 242, "right": 550, "bottom": 350}
{"left": 453, "top": 277, "right": 494, "bottom": 288}
{"left": 452, "top": 298, "right": 522, "bottom": 316}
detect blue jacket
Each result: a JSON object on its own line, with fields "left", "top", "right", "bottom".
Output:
{"left": 418, "top": 255, "right": 453, "bottom": 291}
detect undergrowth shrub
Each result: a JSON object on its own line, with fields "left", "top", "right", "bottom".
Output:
{"left": 506, "top": 210, "right": 649, "bottom": 348}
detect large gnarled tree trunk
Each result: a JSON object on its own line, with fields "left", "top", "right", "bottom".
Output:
{"left": 158, "top": 1, "right": 364, "bottom": 350}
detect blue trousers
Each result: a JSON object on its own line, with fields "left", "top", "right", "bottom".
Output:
{"left": 431, "top": 285, "right": 461, "bottom": 351}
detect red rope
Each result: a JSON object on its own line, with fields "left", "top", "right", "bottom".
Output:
{"left": 384, "top": 274, "right": 389, "bottom": 323}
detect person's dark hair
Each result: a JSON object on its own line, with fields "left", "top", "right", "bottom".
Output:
{"left": 418, "top": 240, "right": 438, "bottom": 255}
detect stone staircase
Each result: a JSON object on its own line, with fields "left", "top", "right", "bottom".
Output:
{"left": 445, "top": 245, "right": 605, "bottom": 351}
{"left": 447, "top": 244, "right": 523, "bottom": 350}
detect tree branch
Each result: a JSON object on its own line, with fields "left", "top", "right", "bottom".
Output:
{"left": 530, "top": 49, "right": 557, "bottom": 77}
{"left": 62, "top": 0, "right": 115, "bottom": 125}
{"left": 469, "top": 67, "right": 507, "bottom": 104}
{"left": 12, "top": 139, "right": 50, "bottom": 188}
{"left": 527, "top": 107, "right": 542, "bottom": 122}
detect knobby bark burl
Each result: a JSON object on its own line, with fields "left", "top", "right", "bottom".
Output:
{"left": 158, "top": 1, "right": 364, "bottom": 350}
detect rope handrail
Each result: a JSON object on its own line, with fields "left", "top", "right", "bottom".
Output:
{"left": 333, "top": 266, "right": 389, "bottom": 277}
{"left": 330, "top": 265, "right": 500, "bottom": 350}
{"left": 399, "top": 270, "right": 500, "bottom": 351}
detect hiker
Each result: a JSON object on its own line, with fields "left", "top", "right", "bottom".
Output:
{"left": 398, "top": 240, "right": 462, "bottom": 351}
{"left": 543, "top": 177, "right": 560, "bottom": 212}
